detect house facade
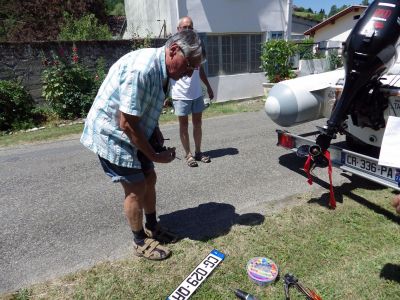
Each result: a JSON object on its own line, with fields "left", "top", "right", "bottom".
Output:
{"left": 124, "top": 0, "right": 291, "bottom": 101}
{"left": 304, "top": 5, "right": 367, "bottom": 54}
{"left": 291, "top": 15, "right": 318, "bottom": 41}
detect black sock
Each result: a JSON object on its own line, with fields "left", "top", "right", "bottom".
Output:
{"left": 145, "top": 212, "right": 158, "bottom": 230}
{"left": 132, "top": 229, "right": 147, "bottom": 244}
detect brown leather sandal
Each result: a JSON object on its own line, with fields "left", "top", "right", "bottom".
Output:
{"left": 186, "top": 154, "right": 198, "bottom": 167}
{"left": 133, "top": 238, "right": 171, "bottom": 260}
{"left": 195, "top": 152, "right": 211, "bottom": 163}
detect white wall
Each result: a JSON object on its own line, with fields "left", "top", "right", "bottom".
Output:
{"left": 124, "top": 0, "right": 287, "bottom": 102}
{"left": 124, "top": 0, "right": 178, "bottom": 38}
{"left": 313, "top": 11, "right": 363, "bottom": 43}
{"left": 182, "top": 0, "right": 287, "bottom": 33}
{"left": 125, "top": 0, "right": 288, "bottom": 37}
{"left": 208, "top": 73, "right": 266, "bottom": 102}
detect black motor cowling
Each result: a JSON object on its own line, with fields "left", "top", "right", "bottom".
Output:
{"left": 317, "top": 0, "right": 400, "bottom": 150}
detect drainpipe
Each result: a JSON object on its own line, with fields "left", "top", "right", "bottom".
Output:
{"left": 285, "top": 0, "right": 293, "bottom": 41}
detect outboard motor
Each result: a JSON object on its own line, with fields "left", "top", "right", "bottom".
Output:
{"left": 317, "top": 0, "right": 400, "bottom": 150}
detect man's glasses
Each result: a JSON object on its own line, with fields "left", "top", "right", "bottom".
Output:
{"left": 178, "top": 25, "right": 193, "bottom": 30}
{"left": 179, "top": 48, "right": 199, "bottom": 71}
{"left": 185, "top": 59, "right": 198, "bottom": 71}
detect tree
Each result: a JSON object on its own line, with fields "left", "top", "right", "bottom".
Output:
{"left": 0, "top": 0, "right": 109, "bottom": 41}
{"left": 328, "top": 4, "right": 349, "bottom": 17}
{"left": 361, "top": 0, "right": 369, "bottom": 5}
{"left": 328, "top": 5, "right": 338, "bottom": 17}
{"left": 105, "top": 0, "right": 125, "bottom": 15}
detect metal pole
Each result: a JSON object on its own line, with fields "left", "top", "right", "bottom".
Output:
{"left": 285, "top": 0, "right": 293, "bottom": 41}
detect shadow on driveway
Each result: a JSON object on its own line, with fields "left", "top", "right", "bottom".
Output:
{"left": 159, "top": 202, "right": 264, "bottom": 241}
{"left": 203, "top": 147, "right": 239, "bottom": 159}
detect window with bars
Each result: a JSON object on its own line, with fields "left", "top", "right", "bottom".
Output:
{"left": 203, "top": 34, "right": 262, "bottom": 76}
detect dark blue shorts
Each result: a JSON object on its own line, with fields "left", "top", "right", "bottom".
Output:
{"left": 98, "top": 155, "right": 154, "bottom": 183}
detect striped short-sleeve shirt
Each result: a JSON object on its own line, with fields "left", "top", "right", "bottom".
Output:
{"left": 80, "top": 46, "right": 168, "bottom": 168}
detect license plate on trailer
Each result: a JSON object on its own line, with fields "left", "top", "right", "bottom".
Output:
{"left": 166, "top": 249, "right": 225, "bottom": 300}
{"left": 342, "top": 153, "right": 400, "bottom": 184}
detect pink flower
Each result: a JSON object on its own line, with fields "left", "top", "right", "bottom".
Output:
{"left": 58, "top": 48, "right": 65, "bottom": 58}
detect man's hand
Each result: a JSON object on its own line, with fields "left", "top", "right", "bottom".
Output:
{"left": 207, "top": 86, "right": 214, "bottom": 101}
{"left": 392, "top": 195, "right": 400, "bottom": 214}
{"left": 153, "top": 126, "right": 165, "bottom": 147}
{"left": 153, "top": 147, "right": 176, "bottom": 163}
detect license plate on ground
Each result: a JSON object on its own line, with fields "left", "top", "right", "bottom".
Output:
{"left": 342, "top": 152, "right": 400, "bottom": 183}
{"left": 166, "top": 249, "right": 225, "bottom": 300}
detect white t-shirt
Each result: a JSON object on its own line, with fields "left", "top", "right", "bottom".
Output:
{"left": 170, "top": 69, "right": 202, "bottom": 100}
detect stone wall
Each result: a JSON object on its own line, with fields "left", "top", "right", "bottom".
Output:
{"left": 0, "top": 39, "right": 167, "bottom": 103}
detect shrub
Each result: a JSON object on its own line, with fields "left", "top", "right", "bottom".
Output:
{"left": 41, "top": 45, "right": 103, "bottom": 119}
{"left": 328, "top": 51, "right": 343, "bottom": 70}
{"left": 31, "top": 105, "right": 59, "bottom": 125}
{"left": 0, "top": 80, "right": 35, "bottom": 131}
{"left": 297, "top": 38, "right": 315, "bottom": 60}
{"left": 58, "top": 12, "right": 112, "bottom": 41}
{"left": 131, "top": 31, "right": 153, "bottom": 50}
{"left": 260, "top": 39, "right": 297, "bottom": 83}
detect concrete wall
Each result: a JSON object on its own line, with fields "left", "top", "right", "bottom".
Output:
{"left": 124, "top": 0, "right": 177, "bottom": 38}
{"left": 0, "top": 39, "right": 265, "bottom": 104}
{"left": 0, "top": 39, "right": 166, "bottom": 103}
{"left": 124, "top": 0, "right": 289, "bottom": 37}
{"left": 208, "top": 73, "right": 266, "bottom": 102}
{"left": 298, "top": 58, "right": 330, "bottom": 76}
{"left": 182, "top": 0, "right": 287, "bottom": 33}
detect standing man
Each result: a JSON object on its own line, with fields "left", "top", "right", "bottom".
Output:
{"left": 81, "top": 30, "right": 203, "bottom": 260}
{"left": 171, "top": 16, "right": 214, "bottom": 167}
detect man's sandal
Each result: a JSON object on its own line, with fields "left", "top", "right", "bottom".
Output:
{"left": 144, "top": 224, "right": 179, "bottom": 244}
{"left": 195, "top": 152, "right": 211, "bottom": 163}
{"left": 186, "top": 154, "right": 198, "bottom": 167}
{"left": 133, "top": 238, "right": 171, "bottom": 260}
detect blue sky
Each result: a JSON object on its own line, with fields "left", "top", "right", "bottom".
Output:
{"left": 293, "top": 1, "right": 364, "bottom": 13}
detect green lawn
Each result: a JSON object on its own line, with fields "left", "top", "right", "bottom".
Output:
{"left": 3, "top": 183, "right": 400, "bottom": 299}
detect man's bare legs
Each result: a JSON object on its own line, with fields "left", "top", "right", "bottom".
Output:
{"left": 178, "top": 113, "right": 203, "bottom": 156}
{"left": 121, "top": 169, "right": 157, "bottom": 231}
{"left": 178, "top": 115, "right": 191, "bottom": 157}
{"left": 121, "top": 170, "right": 171, "bottom": 260}
{"left": 192, "top": 112, "right": 202, "bottom": 154}
{"left": 122, "top": 180, "right": 146, "bottom": 232}
{"left": 178, "top": 112, "right": 209, "bottom": 165}
{"left": 122, "top": 171, "right": 156, "bottom": 235}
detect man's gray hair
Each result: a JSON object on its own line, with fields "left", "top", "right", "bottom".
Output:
{"left": 166, "top": 30, "right": 202, "bottom": 61}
